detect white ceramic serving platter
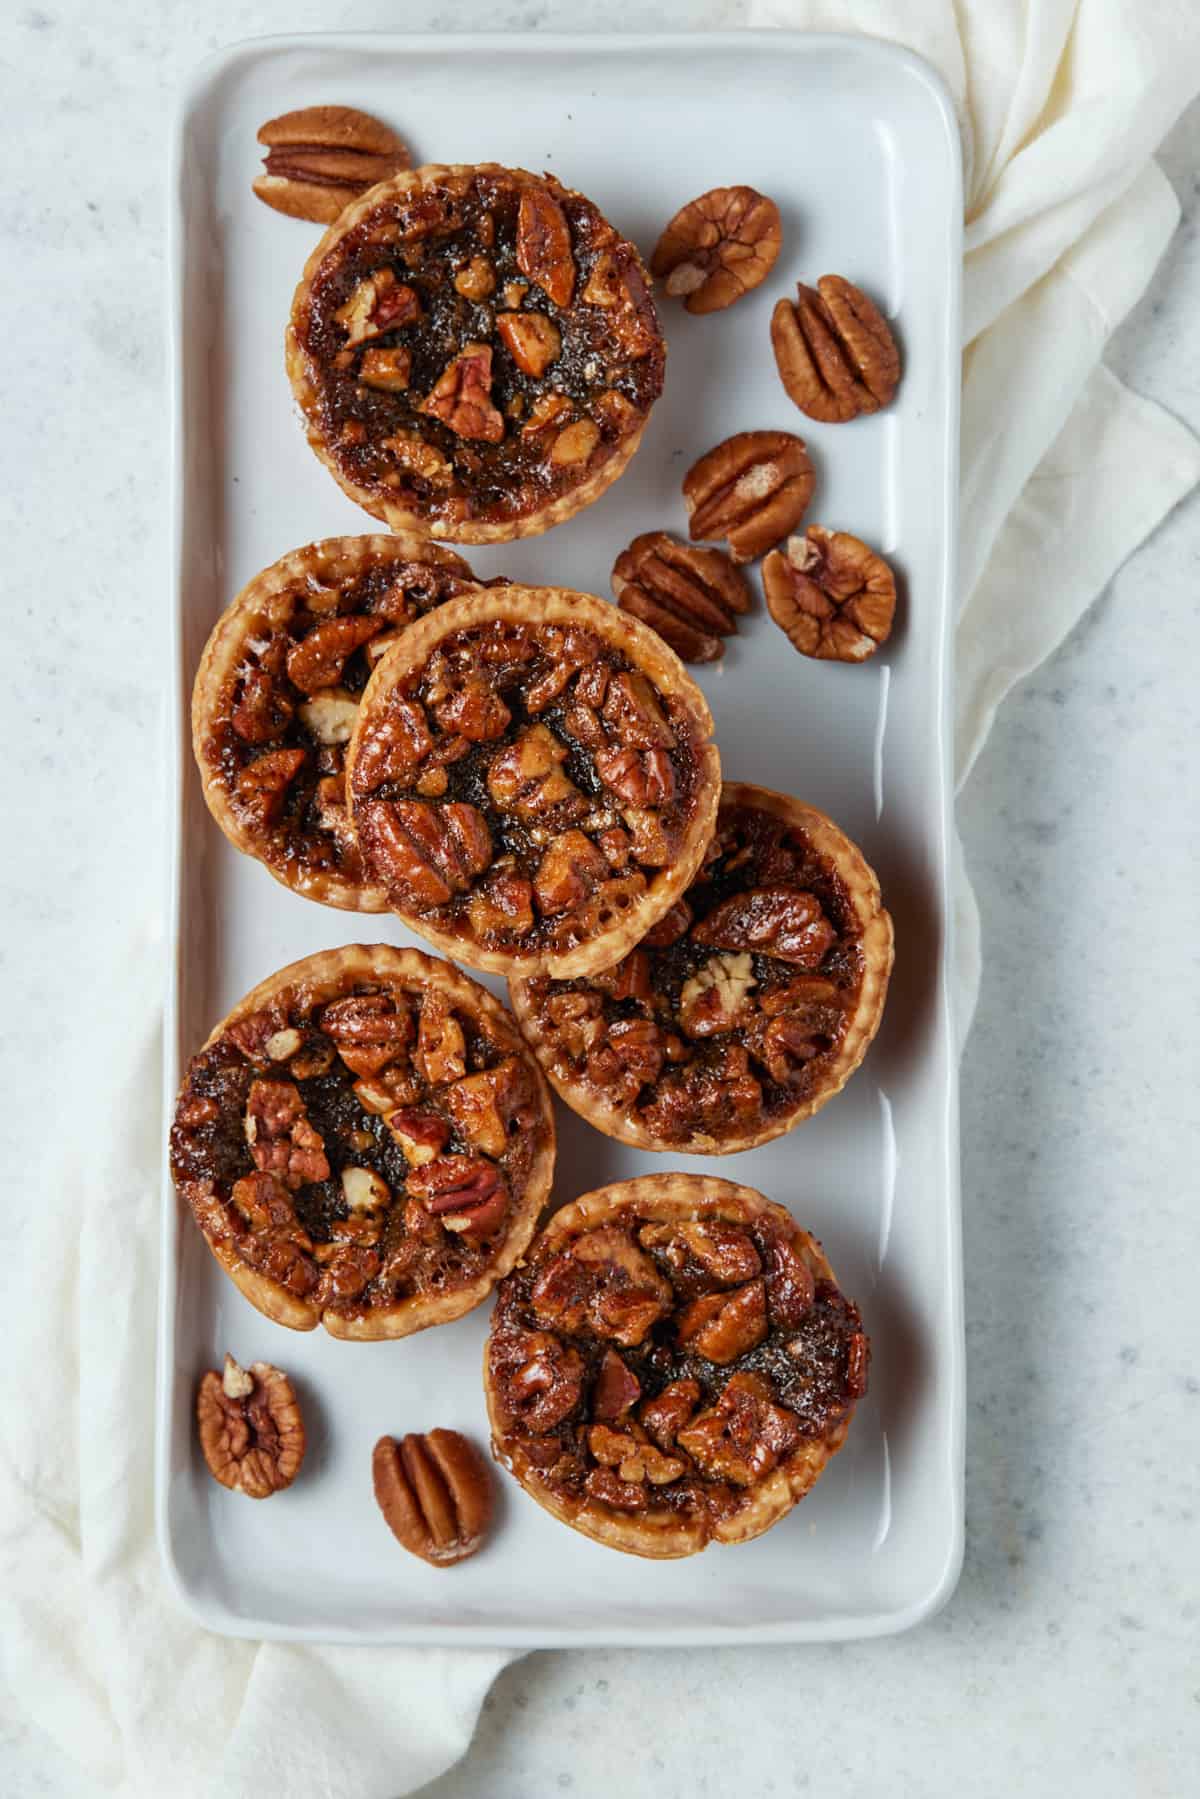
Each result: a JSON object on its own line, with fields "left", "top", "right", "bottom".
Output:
{"left": 160, "top": 30, "right": 963, "bottom": 1645}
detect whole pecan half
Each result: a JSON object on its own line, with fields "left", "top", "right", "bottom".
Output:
{"left": 253, "top": 105, "right": 411, "bottom": 224}
{"left": 763, "top": 527, "right": 897, "bottom": 662}
{"left": 771, "top": 276, "right": 900, "bottom": 422}
{"left": 372, "top": 1429, "right": 492, "bottom": 1566}
{"left": 683, "top": 430, "right": 815, "bottom": 563}
{"left": 612, "top": 532, "right": 751, "bottom": 663}
{"left": 651, "top": 185, "right": 781, "bottom": 314}
{"left": 196, "top": 1355, "right": 306, "bottom": 1499}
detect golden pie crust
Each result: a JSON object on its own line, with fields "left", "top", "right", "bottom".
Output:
{"left": 169, "top": 945, "right": 556, "bottom": 1339}
{"left": 344, "top": 586, "right": 721, "bottom": 978}
{"left": 286, "top": 163, "right": 665, "bottom": 543}
{"left": 510, "top": 782, "right": 893, "bottom": 1152}
{"left": 192, "top": 535, "right": 479, "bottom": 910}
{"left": 485, "top": 1175, "right": 868, "bottom": 1558}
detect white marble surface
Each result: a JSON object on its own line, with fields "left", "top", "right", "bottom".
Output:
{"left": 2, "top": 3, "right": 1199, "bottom": 1796}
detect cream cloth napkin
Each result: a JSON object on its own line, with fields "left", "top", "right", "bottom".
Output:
{"left": 3, "top": 6, "right": 1199, "bottom": 1796}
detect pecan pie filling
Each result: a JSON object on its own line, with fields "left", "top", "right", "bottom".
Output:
{"left": 288, "top": 165, "right": 665, "bottom": 536}
{"left": 169, "top": 948, "right": 554, "bottom": 1337}
{"left": 194, "top": 538, "right": 482, "bottom": 908}
{"left": 512, "top": 786, "right": 892, "bottom": 1149}
{"left": 486, "top": 1179, "right": 868, "bottom": 1555}
{"left": 346, "top": 590, "right": 720, "bottom": 975}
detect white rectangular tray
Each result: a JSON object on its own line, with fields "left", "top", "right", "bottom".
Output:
{"left": 160, "top": 29, "right": 963, "bottom": 1645}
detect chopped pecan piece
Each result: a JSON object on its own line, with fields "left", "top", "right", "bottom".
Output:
{"left": 359, "top": 345, "right": 412, "bottom": 392}
{"left": 639, "top": 1378, "right": 702, "bottom": 1451}
{"left": 677, "top": 1372, "right": 801, "bottom": 1487}
{"left": 606, "top": 1018, "right": 666, "bottom": 1085}
{"left": 602, "top": 671, "right": 676, "bottom": 749}
{"left": 587, "top": 1423, "right": 686, "bottom": 1487}
{"left": 533, "top": 829, "right": 609, "bottom": 917}
{"left": 771, "top": 276, "right": 900, "bottom": 422}
{"left": 287, "top": 614, "right": 384, "bottom": 693}
{"left": 244, "top": 1079, "right": 330, "bottom": 1188}
{"left": 414, "top": 989, "right": 466, "bottom": 1085}
{"left": 468, "top": 867, "right": 536, "bottom": 939}
{"left": 385, "top": 1108, "right": 450, "bottom": 1167}
{"left": 679, "top": 952, "right": 757, "bottom": 1038}
{"left": 683, "top": 430, "right": 815, "bottom": 564}
{"left": 763, "top": 528, "right": 897, "bottom": 663}
{"left": 349, "top": 693, "right": 433, "bottom": 794}
{"left": 584, "top": 1467, "right": 648, "bottom": 1511}
{"left": 651, "top": 185, "right": 781, "bottom": 314}
{"left": 595, "top": 744, "right": 675, "bottom": 808}
{"left": 549, "top": 419, "right": 600, "bottom": 467}
{"left": 592, "top": 1349, "right": 642, "bottom": 1423}
{"left": 380, "top": 432, "right": 455, "bottom": 487}
{"left": 497, "top": 309, "right": 562, "bottom": 377}
{"left": 693, "top": 887, "right": 835, "bottom": 968}
{"left": 334, "top": 1170, "right": 389, "bottom": 1222}
{"left": 197, "top": 1356, "right": 306, "bottom": 1498}
{"left": 231, "top": 668, "right": 294, "bottom": 743}
{"left": 322, "top": 990, "right": 413, "bottom": 1077}
{"left": 432, "top": 671, "right": 512, "bottom": 741}
{"left": 531, "top": 1228, "right": 672, "bottom": 1347}
{"left": 335, "top": 269, "right": 422, "bottom": 345}
{"left": 453, "top": 255, "right": 496, "bottom": 300}
{"left": 639, "top": 1220, "right": 761, "bottom": 1286}
{"left": 676, "top": 1280, "right": 768, "bottom": 1364}
{"left": 407, "top": 1154, "right": 508, "bottom": 1239}
{"left": 297, "top": 691, "right": 359, "bottom": 745}
{"left": 759, "top": 1219, "right": 816, "bottom": 1330}
{"left": 494, "top": 1328, "right": 586, "bottom": 1431}
{"left": 373, "top": 1429, "right": 492, "bottom": 1566}
{"left": 612, "top": 532, "right": 750, "bottom": 664}
{"left": 419, "top": 343, "right": 505, "bottom": 443}
{"left": 516, "top": 184, "right": 575, "bottom": 306}
{"left": 235, "top": 747, "right": 307, "bottom": 828}
{"left": 442, "top": 1057, "right": 527, "bottom": 1158}
{"left": 541, "top": 989, "right": 605, "bottom": 1061}
{"left": 487, "top": 724, "right": 581, "bottom": 820}
{"left": 591, "top": 949, "right": 653, "bottom": 1004}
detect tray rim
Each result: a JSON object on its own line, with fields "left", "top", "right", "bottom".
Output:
{"left": 157, "top": 25, "right": 965, "bottom": 1647}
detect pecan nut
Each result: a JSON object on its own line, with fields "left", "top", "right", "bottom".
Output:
{"left": 358, "top": 799, "right": 492, "bottom": 908}
{"left": 253, "top": 105, "right": 411, "bottom": 224}
{"left": 196, "top": 1355, "right": 306, "bottom": 1498}
{"left": 419, "top": 343, "right": 505, "bottom": 443}
{"left": 372, "top": 1429, "right": 492, "bottom": 1566}
{"left": 764, "top": 527, "right": 896, "bottom": 662}
{"left": 516, "top": 184, "right": 575, "bottom": 306}
{"left": 612, "top": 532, "right": 751, "bottom": 664}
{"left": 683, "top": 430, "right": 815, "bottom": 563}
{"left": 676, "top": 1279, "right": 768, "bottom": 1364}
{"left": 693, "top": 885, "right": 836, "bottom": 967}
{"left": 771, "top": 276, "right": 900, "bottom": 422}
{"left": 651, "top": 185, "right": 781, "bottom": 314}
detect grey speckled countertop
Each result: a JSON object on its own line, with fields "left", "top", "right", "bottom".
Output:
{"left": 2, "top": 5, "right": 1198, "bottom": 1797}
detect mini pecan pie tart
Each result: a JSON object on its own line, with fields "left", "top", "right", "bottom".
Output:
{"left": 345, "top": 587, "right": 721, "bottom": 978}
{"left": 192, "top": 535, "right": 482, "bottom": 910}
{"left": 169, "top": 945, "right": 555, "bottom": 1339}
{"left": 510, "top": 783, "right": 893, "bottom": 1152}
{"left": 485, "top": 1175, "right": 868, "bottom": 1558}
{"left": 286, "top": 164, "right": 665, "bottom": 541}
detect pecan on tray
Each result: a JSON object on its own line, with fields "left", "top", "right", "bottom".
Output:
{"left": 196, "top": 1355, "right": 306, "bottom": 1498}
{"left": 683, "top": 430, "right": 815, "bottom": 564}
{"left": 372, "top": 1428, "right": 493, "bottom": 1565}
{"left": 612, "top": 532, "right": 751, "bottom": 663}
{"left": 763, "top": 527, "right": 897, "bottom": 663}
{"left": 651, "top": 185, "right": 782, "bottom": 315}
{"left": 253, "top": 105, "right": 411, "bottom": 224}
{"left": 771, "top": 276, "right": 900, "bottom": 422}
